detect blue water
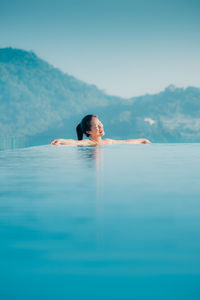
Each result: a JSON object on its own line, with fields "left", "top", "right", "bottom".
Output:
{"left": 0, "top": 144, "right": 200, "bottom": 300}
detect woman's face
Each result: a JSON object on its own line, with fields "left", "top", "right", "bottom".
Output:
{"left": 87, "top": 117, "right": 105, "bottom": 138}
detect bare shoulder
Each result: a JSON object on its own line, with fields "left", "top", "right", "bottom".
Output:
{"left": 77, "top": 139, "right": 96, "bottom": 146}
{"left": 103, "top": 139, "right": 115, "bottom": 145}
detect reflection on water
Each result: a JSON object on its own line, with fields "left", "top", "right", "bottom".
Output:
{"left": 0, "top": 144, "right": 200, "bottom": 300}
{"left": 76, "top": 147, "right": 105, "bottom": 246}
{"left": 77, "top": 146, "right": 104, "bottom": 170}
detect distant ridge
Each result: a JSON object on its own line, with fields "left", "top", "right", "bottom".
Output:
{"left": 0, "top": 47, "right": 38, "bottom": 62}
{"left": 0, "top": 47, "right": 200, "bottom": 143}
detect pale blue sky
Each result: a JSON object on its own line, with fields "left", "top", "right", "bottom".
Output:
{"left": 0, "top": 0, "right": 200, "bottom": 97}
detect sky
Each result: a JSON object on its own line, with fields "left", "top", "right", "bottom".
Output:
{"left": 0, "top": 0, "right": 200, "bottom": 98}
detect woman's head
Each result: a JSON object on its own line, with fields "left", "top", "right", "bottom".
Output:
{"left": 76, "top": 115, "right": 104, "bottom": 140}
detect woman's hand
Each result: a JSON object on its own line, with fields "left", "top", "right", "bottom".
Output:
{"left": 140, "top": 139, "right": 151, "bottom": 144}
{"left": 50, "top": 139, "right": 76, "bottom": 146}
{"left": 50, "top": 139, "right": 65, "bottom": 145}
{"left": 131, "top": 139, "right": 151, "bottom": 144}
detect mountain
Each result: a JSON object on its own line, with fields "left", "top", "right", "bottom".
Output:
{"left": 0, "top": 47, "right": 200, "bottom": 147}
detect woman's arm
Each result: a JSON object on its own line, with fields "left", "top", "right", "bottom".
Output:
{"left": 50, "top": 139, "right": 95, "bottom": 146}
{"left": 110, "top": 138, "right": 151, "bottom": 145}
{"left": 50, "top": 139, "right": 77, "bottom": 145}
{"left": 125, "top": 138, "right": 151, "bottom": 144}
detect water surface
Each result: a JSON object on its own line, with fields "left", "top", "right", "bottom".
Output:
{"left": 0, "top": 144, "right": 200, "bottom": 299}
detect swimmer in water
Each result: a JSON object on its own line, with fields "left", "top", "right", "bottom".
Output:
{"left": 50, "top": 114, "right": 151, "bottom": 146}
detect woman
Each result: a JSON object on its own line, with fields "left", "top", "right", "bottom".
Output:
{"left": 50, "top": 114, "right": 151, "bottom": 146}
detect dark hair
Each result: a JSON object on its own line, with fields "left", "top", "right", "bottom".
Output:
{"left": 76, "top": 114, "right": 97, "bottom": 140}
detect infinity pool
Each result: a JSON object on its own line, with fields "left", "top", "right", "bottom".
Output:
{"left": 0, "top": 144, "right": 200, "bottom": 299}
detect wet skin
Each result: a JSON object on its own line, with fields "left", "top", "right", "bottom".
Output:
{"left": 51, "top": 117, "right": 151, "bottom": 146}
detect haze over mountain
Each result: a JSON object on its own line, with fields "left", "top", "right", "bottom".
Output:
{"left": 0, "top": 47, "right": 200, "bottom": 147}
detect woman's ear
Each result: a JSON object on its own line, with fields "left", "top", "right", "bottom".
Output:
{"left": 86, "top": 131, "right": 91, "bottom": 135}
